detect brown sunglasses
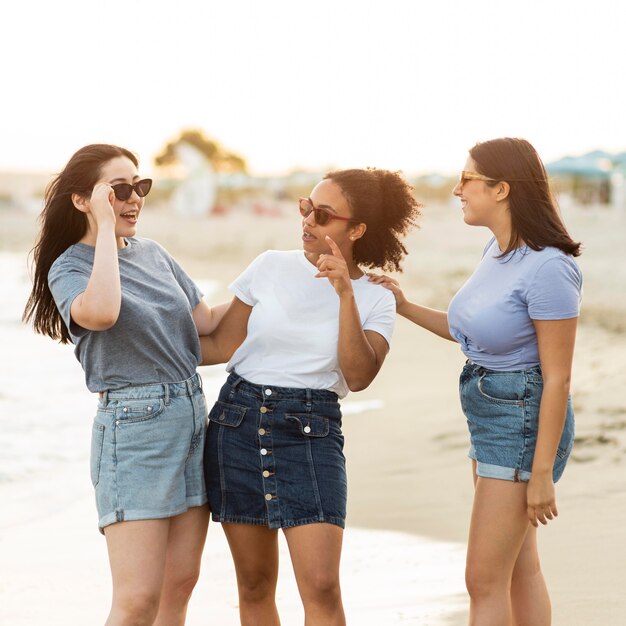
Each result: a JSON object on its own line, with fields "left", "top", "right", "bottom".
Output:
{"left": 298, "top": 198, "right": 358, "bottom": 226}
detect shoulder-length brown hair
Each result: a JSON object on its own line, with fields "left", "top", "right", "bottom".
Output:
{"left": 470, "top": 137, "right": 581, "bottom": 257}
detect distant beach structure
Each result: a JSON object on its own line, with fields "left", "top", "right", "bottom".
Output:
{"left": 154, "top": 129, "right": 247, "bottom": 216}
{"left": 171, "top": 142, "right": 217, "bottom": 216}
{"left": 546, "top": 149, "right": 626, "bottom": 208}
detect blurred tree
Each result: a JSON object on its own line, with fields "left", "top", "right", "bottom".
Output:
{"left": 154, "top": 129, "right": 247, "bottom": 173}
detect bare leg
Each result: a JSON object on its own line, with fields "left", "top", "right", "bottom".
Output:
{"left": 466, "top": 464, "right": 530, "bottom": 626}
{"left": 104, "top": 519, "right": 170, "bottom": 626}
{"left": 154, "top": 505, "right": 210, "bottom": 626}
{"left": 511, "top": 525, "right": 551, "bottom": 626}
{"left": 283, "top": 523, "right": 345, "bottom": 626}
{"left": 222, "top": 523, "right": 281, "bottom": 626}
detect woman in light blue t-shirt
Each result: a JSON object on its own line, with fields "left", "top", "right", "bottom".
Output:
{"left": 370, "top": 138, "right": 582, "bottom": 625}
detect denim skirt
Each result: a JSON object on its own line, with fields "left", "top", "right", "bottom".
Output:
{"left": 91, "top": 373, "right": 208, "bottom": 532}
{"left": 204, "top": 372, "right": 347, "bottom": 529}
{"left": 459, "top": 361, "right": 575, "bottom": 482}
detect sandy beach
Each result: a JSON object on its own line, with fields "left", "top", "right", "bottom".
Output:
{"left": 1, "top": 199, "right": 625, "bottom": 624}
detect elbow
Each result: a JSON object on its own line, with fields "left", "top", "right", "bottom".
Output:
{"left": 345, "top": 375, "right": 374, "bottom": 393}
{"left": 91, "top": 314, "right": 119, "bottom": 331}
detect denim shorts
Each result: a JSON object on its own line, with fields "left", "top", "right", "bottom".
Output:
{"left": 204, "top": 372, "right": 347, "bottom": 529}
{"left": 459, "top": 362, "right": 575, "bottom": 482}
{"left": 91, "top": 373, "right": 208, "bottom": 532}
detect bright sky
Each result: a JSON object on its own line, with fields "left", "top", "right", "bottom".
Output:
{"left": 2, "top": 0, "right": 625, "bottom": 177}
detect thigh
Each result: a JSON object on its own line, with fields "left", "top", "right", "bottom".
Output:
{"left": 105, "top": 518, "right": 171, "bottom": 594}
{"left": 163, "top": 505, "right": 210, "bottom": 580}
{"left": 222, "top": 523, "right": 280, "bottom": 582}
{"left": 283, "top": 523, "right": 343, "bottom": 586}
{"left": 467, "top": 477, "right": 530, "bottom": 578}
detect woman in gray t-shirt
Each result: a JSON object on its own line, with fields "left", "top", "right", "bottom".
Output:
{"left": 369, "top": 138, "right": 582, "bottom": 625}
{"left": 23, "top": 144, "right": 226, "bottom": 625}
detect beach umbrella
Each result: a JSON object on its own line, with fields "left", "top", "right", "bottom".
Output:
{"left": 546, "top": 154, "right": 612, "bottom": 179}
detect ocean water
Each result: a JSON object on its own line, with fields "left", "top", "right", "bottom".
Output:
{"left": 0, "top": 251, "right": 467, "bottom": 625}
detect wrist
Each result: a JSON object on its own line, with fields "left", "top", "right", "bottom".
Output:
{"left": 396, "top": 299, "right": 410, "bottom": 316}
{"left": 531, "top": 466, "right": 552, "bottom": 477}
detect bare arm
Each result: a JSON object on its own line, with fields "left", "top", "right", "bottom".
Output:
{"left": 367, "top": 273, "right": 454, "bottom": 341}
{"left": 199, "top": 297, "right": 252, "bottom": 365}
{"left": 192, "top": 300, "right": 230, "bottom": 335}
{"left": 526, "top": 316, "right": 578, "bottom": 527}
{"left": 70, "top": 184, "right": 121, "bottom": 331}
{"left": 316, "top": 236, "right": 389, "bottom": 392}
{"left": 337, "top": 291, "right": 390, "bottom": 391}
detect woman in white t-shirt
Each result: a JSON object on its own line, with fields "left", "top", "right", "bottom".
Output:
{"left": 200, "top": 168, "right": 421, "bottom": 624}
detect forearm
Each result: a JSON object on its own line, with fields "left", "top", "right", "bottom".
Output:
{"left": 199, "top": 298, "right": 251, "bottom": 365}
{"left": 199, "top": 335, "right": 230, "bottom": 365}
{"left": 72, "top": 224, "right": 121, "bottom": 329}
{"left": 532, "top": 377, "right": 571, "bottom": 474}
{"left": 195, "top": 301, "right": 230, "bottom": 336}
{"left": 397, "top": 301, "right": 454, "bottom": 341}
{"left": 337, "top": 293, "right": 382, "bottom": 391}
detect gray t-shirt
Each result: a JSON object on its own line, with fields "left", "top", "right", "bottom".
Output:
{"left": 48, "top": 237, "right": 203, "bottom": 392}
{"left": 447, "top": 238, "right": 582, "bottom": 371}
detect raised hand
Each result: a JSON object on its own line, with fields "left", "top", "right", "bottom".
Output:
{"left": 88, "top": 182, "right": 117, "bottom": 229}
{"left": 315, "top": 236, "right": 354, "bottom": 297}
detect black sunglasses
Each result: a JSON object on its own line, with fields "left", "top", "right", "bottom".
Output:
{"left": 111, "top": 178, "right": 153, "bottom": 201}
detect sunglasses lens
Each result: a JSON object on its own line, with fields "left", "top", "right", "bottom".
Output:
{"left": 314, "top": 208, "right": 330, "bottom": 225}
{"left": 299, "top": 199, "right": 312, "bottom": 217}
{"left": 112, "top": 184, "right": 132, "bottom": 201}
{"left": 135, "top": 179, "right": 152, "bottom": 197}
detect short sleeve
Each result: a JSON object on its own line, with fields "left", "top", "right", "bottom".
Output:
{"left": 48, "top": 257, "right": 91, "bottom": 337}
{"left": 528, "top": 255, "right": 582, "bottom": 320}
{"left": 164, "top": 250, "right": 203, "bottom": 309}
{"left": 228, "top": 252, "right": 268, "bottom": 306}
{"left": 362, "top": 289, "right": 396, "bottom": 346}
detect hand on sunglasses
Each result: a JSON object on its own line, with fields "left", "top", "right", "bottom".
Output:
{"left": 314, "top": 236, "right": 353, "bottom": 297}
{"left": 86, "top": 182, "right": 119, "bottom": 224}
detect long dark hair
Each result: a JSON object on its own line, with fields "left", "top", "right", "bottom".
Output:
{"left": 23, "top": 144, "right": 139, "bottom": 344}
{"left": 324, "top": 168, "right": 421, "bottom": 271}
{"left": 470, "top": 137, "right": 582, "bottom": 257}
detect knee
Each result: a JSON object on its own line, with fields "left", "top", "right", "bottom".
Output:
{"left": 465, "top": 562, "right": 502, "bottom": 601}
{"left": 301, "top": 572, "right": 342, "bottom": 606}
{"left": 165, "top": 568, "right": 201, "bottom": 603}
{"left": 512, "top": 554, "right": 542, "bottom": 585}
{"left": 113, "top": 589, "right": 161, "bottom": 625}
{"left": 237, "top": 570, "right": 277, "bottom": 605}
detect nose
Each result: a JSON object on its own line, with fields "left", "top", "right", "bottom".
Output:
{"left": 127, "top": 189, "right": 142, "bottom": 204}
{"left": 303, "top": 211, "right": 317, "bottom": 227}
{"left": 452, "top": 181, "right": 463, "bottom": 197}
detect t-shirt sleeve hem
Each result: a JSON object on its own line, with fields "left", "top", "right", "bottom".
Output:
{"left": 228, "top": 283, "right": 255, "bottom": 306}
{"left": 529, "top": 311, "right": 580, "bottom": 321}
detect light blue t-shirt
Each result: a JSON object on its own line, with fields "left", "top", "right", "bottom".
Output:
{"left": 48, "top": 237, "right": 203, "bottom": 392}
{"left": 447, "top": 238, "right": 582, "bottom": 371}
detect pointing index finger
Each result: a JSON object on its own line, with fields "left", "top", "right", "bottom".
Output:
{"left": 325, "top": 235, "right": 344, "bottom": 259}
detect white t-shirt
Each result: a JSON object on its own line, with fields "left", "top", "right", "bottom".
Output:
{"left": 226, "top": 250, "right": 396, "bottom": 398}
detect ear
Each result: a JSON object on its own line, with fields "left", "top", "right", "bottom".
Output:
{"left": 495, "top": 181, "right": 510, "bottom": 202}
{"left": 71, "top": 193, "right": 90, "bottom": 213}
{"left": 349, "top": 222, "right": 367, "bottom": 241}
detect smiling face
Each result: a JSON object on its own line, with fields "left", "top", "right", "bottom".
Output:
{"left": 99, "top": 156, "right": 146, "bottom": 244}
{"left": 301, "top": 179, "right": 364, "bottom": 262}
{"left": 452, "top": 157, "right": 501, "bottom": 228}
